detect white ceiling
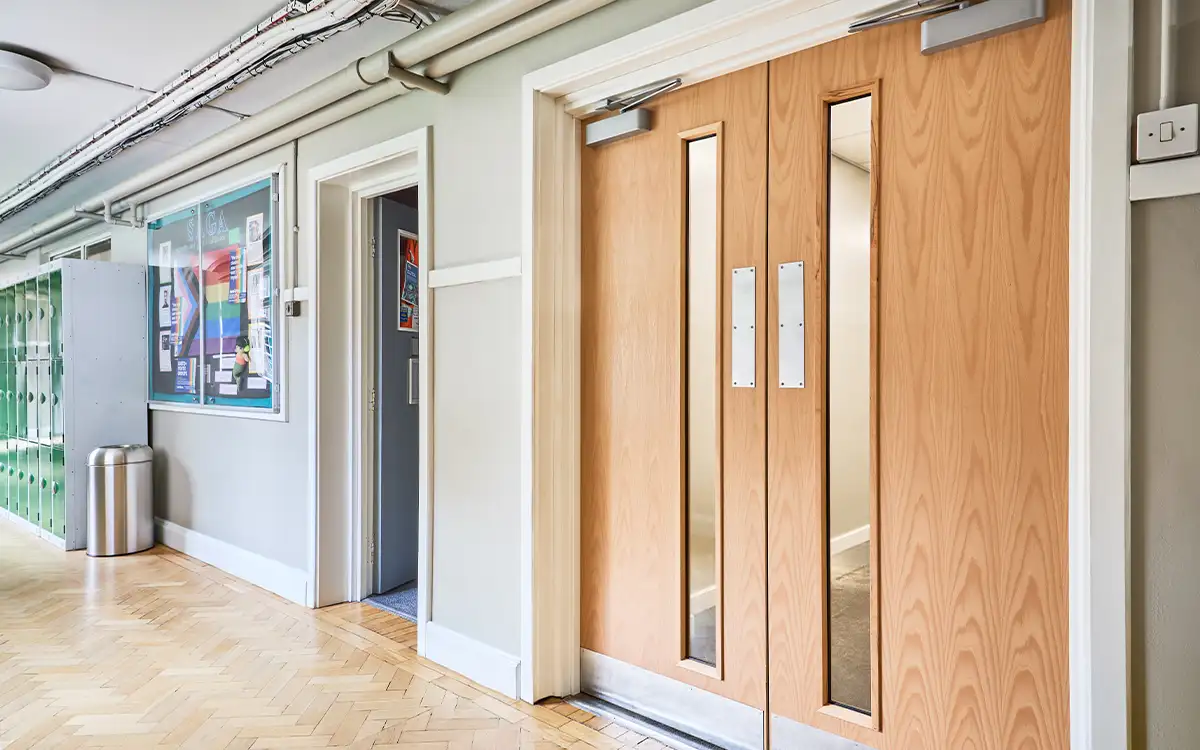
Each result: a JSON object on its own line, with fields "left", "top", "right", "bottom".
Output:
{"left": 830, "top": 95, "right": 871, "bottom": 171}
{"left": 0, "top": 0, "right": 472, "bottom": 246}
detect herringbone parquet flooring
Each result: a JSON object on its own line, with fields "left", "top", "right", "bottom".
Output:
{"left": 0, "top": 520, "right": 660, "bottom": 750}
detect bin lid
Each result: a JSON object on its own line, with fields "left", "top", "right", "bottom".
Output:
{"left": 88, "top": 444, "right": 153, "bottom": 466}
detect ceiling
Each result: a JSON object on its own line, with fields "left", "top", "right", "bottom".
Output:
{"left": 0, "top": 0, "right": 472, "bottom": 247}
{"left": 830, "top": 95, "right": 871, "bottom": 171}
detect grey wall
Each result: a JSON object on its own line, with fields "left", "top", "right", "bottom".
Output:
{"left": 1131, "top": 2, "right": 1200, "bottom": 748}
{"left": 10, "top": 0, "right": 713, "bottom": 656}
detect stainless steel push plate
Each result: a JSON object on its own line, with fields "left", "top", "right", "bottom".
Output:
{"left": 731, "top": 267, "right": 755, "bottom": 388}
{"left": 778, "top": 261, "right": 805, "bottom": 388}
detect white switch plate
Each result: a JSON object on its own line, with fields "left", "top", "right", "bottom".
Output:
{"left": 1136, "top": 103, "right": 1199, "bottom": 163}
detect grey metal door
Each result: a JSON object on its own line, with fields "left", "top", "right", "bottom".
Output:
{"left": 375, "top": 195, "right": 420, "bottom": 593}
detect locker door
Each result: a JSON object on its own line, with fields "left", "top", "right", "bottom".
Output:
{"left": 51, "top": 360, "right": 64, "bottom": 445}
{"left": 37, "top": 361, "right": 50, "bottom": 445}
{"left": 14, "top": 434, "right": 26, "bottom": 520}
{"left": 14, "top": 283, "right": 25, "bottom": 364}
{"left": 49, "top": 271, "right": 62, "bottom": 359}
{"left": 51, "top": 448, "right": 65, "bottom": 539}
{"left": 37, "top": 444, "right": 51, "bottom": 532}
{"left": 34, "top": 276, "right": 47, "bottom": 361}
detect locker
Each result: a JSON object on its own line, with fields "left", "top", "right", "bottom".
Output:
{"left": 51, "top": 448, "right": 65, "bottom": 538}
{"left": 49, "top": 271, "right": 62, "bottom": 359}
{"left": 24, "top": 362, "right": 36, "bottom": 444}
{"left": 51, "top": 359, "right": 63, "bottom": 444}
{"left": 37, "top": 362, "right": 50, "bottom": 445}
{"left": 15, "top": 441, "right": 27, "bottom": 520}
{"left": 23, "top": 280, "right": 35, "bottom": 362}
{"left": 37, "top": 445, "right": 51, "bottom": 532}
{"left": 13, "top": 284, "right": 25, "bottom": 363}
{"left": 1, "top": 260, "right": 145, "bottom": 547}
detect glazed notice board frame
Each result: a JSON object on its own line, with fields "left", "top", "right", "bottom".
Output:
{"left": 146, "top": 173, "right": 283, "bottom": 418}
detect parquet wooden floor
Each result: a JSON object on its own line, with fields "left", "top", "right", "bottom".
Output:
{"left": 0, "top": 520, "right": 661, "bottom": 750}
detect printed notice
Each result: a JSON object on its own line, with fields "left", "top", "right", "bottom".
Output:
{"left": 248, "top": 267, "right": 266, "bottom": 320}
{"left": 246, "top": 213, "right": 265, "bottom": 266}
{"left": 247, "top": 377, "right": 268, "bottom": 390}
{"left": 218, "top": 383, "right": 239, "bottom": 396}
{"left": 158, "top": 285, "right": 172, "bottom": 327}
{"left": 214, "top": 369, "right": 233, "bottom": 383}
{"left": 158, "top": 332, "right": 172, "bottom": 372}
{"left": 157, "top": 241, "right": 172, "bottom": 269}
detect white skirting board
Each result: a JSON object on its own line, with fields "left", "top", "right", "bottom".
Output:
{"left": 424, "top": 621, "right": 522, "bottom": 699}
{"left": 830, "top": 524, "right": 870, "bottom": 557}
{"left": 155, "top": 518, "right": 309, "bottom": 606}
{"left": 0, "top": 506, "right": 67, "bottom": 549}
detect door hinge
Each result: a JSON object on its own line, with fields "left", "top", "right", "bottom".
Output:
{"left": 369, "top": 387, "right": 376, "bottom": 412}
{"left": 370, "top": 236, "right": 377, "bottom": 258}
{"left": 368, "top": 536, "right": 376, "bottom": 566}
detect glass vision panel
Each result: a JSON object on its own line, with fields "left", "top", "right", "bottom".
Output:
{"left": 827, "top": 95, "right": 874, "bottom": 714}
{"left": 685, "top": 135, "right": 721, "bottom": 667}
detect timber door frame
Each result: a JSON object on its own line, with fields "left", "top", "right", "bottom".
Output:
{"left": 520, "top": 2, "right": 1134, "bottom": 749}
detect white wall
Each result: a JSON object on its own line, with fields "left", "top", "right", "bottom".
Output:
{"left": 5, "top": 0, "right": 714, "bottom": 660}
{"left": 828, "top": 156, "right": 871, "bottom": 542}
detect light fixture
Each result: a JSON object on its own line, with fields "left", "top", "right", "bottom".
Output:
{"left": 0, "top": 50, "right": 53, "bottom": 91}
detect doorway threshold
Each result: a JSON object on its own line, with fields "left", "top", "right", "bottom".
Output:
{"left": 566, "top": 694, "right": 724, "bottom": 750}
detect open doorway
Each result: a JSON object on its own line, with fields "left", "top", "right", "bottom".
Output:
{"left": 366, "top": 187, "right": 421, "bottom": 621}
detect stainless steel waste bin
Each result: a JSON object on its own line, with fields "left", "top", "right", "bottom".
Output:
{"left": 87, "top": 445, "right": 154, "bottom": 557}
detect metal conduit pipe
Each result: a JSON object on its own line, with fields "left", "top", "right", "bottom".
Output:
{"left": 0, "top": 0, "right": 563, "bottom": 257}
{"left": 421, "top": 0, "right": 619, "bottom": 78}
{"left": 0, "top": 217, "right": 97, "bottom": 259}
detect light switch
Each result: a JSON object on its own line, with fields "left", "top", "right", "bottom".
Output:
{"left": 1137, "top": 103, "right": 1199, "bottom": 162}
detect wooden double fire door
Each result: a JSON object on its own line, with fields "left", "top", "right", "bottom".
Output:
{"left": 579, "top": 4, "right": 1070, "bottom": 749}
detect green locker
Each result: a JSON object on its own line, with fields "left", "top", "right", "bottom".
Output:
{"left": 51, "top": 448, "right": 65, "bottom": 538}
{"left": 22, "top": 281, "right": 34, "bottom": 362}
{"left": 49, "top": 272, "right": 62, "bottom": 360}
{"left": 51, "top": 359, "right": 63, "bottom": 445}
{"left": 15, "top": 440, "right": 26, "bottom": 520}
{"left": 37, "top": 445, "right": 51, "bottom": 531}
{"left": 35, "top": 275, "right": 48, "bottom": 362}
{"left": 36, "top": 362, "right": 49, "bottom": 445}
{"left": 13, "top": 283, "right": 25, "bottom": 363}
{"left": 0, "top": 290, "right": 7, "bottom": 366}
{"left": 25, "top": 280, "right": 38, "bottom": 361}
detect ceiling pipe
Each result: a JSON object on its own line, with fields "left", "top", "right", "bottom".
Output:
{"left": 0, "top": 0, "right": 570, "bottom": 257}
{"left": 0, "top": 217, "right": 96, "bottom": 259}
{"left": 1, "top": 0, "right": 389, "bottom": 216}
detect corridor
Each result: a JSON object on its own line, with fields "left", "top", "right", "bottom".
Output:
{"left": 0, "top": 522, "right": 656, "bottom": 750}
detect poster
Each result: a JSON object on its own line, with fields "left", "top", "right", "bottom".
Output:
{"left": 247, "top": 267, "right": 266, "bottom": 320}
{"left": 227, "top": 244, "right": 246, "bottom": 304}
{"left": 399, "top": 233, "right": 419, "bottom": 331}
{"left": 158, "top": 285, "right": 172, "bottom": 327}
{"left": 158, "top": 332, "right": 172, "bottom": 372}
{"left": 157, "top": 241, "right": 172, "bottom": 268}
{"left": 174, "top": 358, "right": 196, "bottom": 393}
{"left": 245, "top": 213, "right": 265, "bottom": 266}
{"left": 249, "top": 321, "right": 268, "bottom": 377}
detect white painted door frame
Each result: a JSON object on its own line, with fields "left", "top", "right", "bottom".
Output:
{"left": 305, "top": 127, "right": 434, "bottom": 654}
{"left": 520, "top": 2, "right": 1134, "bottom": 750}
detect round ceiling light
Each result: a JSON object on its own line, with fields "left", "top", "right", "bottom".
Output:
{"left": 0, "top": 50, "right": 53, "bottom": 91}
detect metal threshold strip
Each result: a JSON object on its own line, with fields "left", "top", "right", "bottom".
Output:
{"left": 566, "top": 694, "right": 725, "bottom": 750}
